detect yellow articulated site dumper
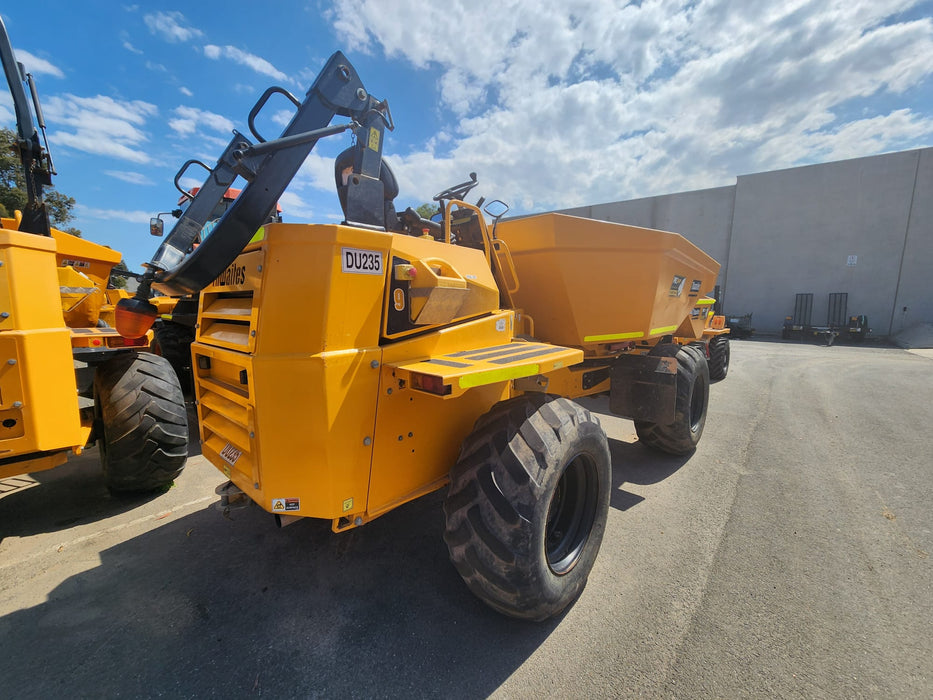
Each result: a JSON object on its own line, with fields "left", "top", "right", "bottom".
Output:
{"left": 117, "top": 52, "right": 728, "bottom": 620}
{"left": 0, "top": 18, "right": 187, "bottom": 492}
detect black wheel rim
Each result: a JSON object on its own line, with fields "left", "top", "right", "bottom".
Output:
{"left": 545, "top": 453, "right": 599, "bottom": 575}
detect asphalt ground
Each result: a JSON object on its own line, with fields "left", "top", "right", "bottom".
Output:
{"left": 1, "top": 338, "right": 930, "bottom": 698}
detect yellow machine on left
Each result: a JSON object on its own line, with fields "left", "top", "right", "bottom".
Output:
{"left": 0, "top": 18, "right": 187, "bottom": 490}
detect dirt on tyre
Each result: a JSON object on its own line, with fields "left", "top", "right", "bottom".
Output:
{"left": 635, "top": 344, "right": 710, "bottom": 455}
{"left": 94, "top": 351, "right": 189, "bottom": 493}
{"left": 708, "top": 335, "right": 730, "bottom": 381}
{"left": 444, "top": 394, "right": 611, "bottom": 621}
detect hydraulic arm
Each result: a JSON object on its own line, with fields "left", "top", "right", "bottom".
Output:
{"left": 0, "top": 16, "right": 53, "bottom": 236}
{"left": 116, "top": 51, "right": 393, "bottom": 337}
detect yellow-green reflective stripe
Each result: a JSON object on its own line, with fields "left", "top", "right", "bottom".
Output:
{"left": 650, "top": 325, "right": 679, "bottom": 335}
{"left": 458, "top": 364, "right": 540, "bottom": 389}
{"left": 250, "top": 227, "right": 265, "bottom": 244}
{"left": 161, "top": 314, "right": 173, "bottom": 321}
{"left": 696, "top": 298, "right": 715, "bottom": 306}
{"left": 583, "top": 331, "right": 645, "bottom": 342}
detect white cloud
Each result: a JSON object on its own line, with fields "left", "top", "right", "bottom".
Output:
{"left": 14, "top": 50, "right": 64, "bottom": 78}
{"left": 104, "top": 170, "right": 155, "bottom": 185}
{"left": 202, "top": 45, "right": 287, "bottom": 81}
{"left": 179, "top": 86, "right": 194, "bottom": 97}
{"left": 277, "top": 191, "right": 316, "bottom": 219}
{"left": 75, "top": 205, "right": 154, "bottom": 224}
{"left": 143, "top": 11, "right": 203, "bottom": 43}
{"left": 168, "top": 106, "right": 234, "bottom": 136}
{"left": 42, "top": 94, "right": 157, "bottom": 164}
{"left": 329, "top": 0, "right": 933, "bottom": 211}
{"left": 122, "top": 40, "right": 144, "bottom": 55}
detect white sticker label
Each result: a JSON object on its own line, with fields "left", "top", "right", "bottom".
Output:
{"left": 219, "top": 443, "right": 242, "bottom": 466}
{"left": 341, "top": 248, "right": 383, "bottom": 275}
{"left": 496, "top": 318, "right": 507, "bottom": 332}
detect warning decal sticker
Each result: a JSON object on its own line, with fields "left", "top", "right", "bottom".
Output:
{"left": 272, "top": 498, "right": 300, "bottom": 512}
{"left": 669, "top": 275, "right": 686, "bottom": 297}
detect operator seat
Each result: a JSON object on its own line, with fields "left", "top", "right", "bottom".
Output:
{"left": 334, "top": 147, "right": 400, "bottom": 230}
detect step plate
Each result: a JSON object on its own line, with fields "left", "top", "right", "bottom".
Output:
{"left": 389, "top": 341, "right": 582, "bottom": 397}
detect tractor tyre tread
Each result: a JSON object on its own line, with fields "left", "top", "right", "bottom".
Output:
{"left": 708, "top": 335, "right": 730, "bottom": 381}
{"left": 151, "top": 321, "right": 196, "bottom": 395}
{"left": 95, "top": 352, "right": 188, "bottom": 493}
{"left": 444, "top": 394, "right": 610, "bottom": 621}
{"left": 634, "top": 344, "right": 710, "bottom": 455}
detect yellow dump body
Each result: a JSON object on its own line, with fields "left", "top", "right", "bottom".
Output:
{"left": 495, "top": 213, "right": 721, "bottom": 354}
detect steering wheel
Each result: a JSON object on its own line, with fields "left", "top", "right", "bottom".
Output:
{"left": 433, "top": 172, "right": 478, "bottom": 203}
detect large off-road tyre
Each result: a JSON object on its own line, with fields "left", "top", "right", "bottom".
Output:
{"left": 444, "top": 395, "right": 611, "bottom": 621}
{"left": 94, "top": 352, "right": 189, "bottom": 493}
{"left": 634, "top": 344, "right": 710, "bottom": 455}
{"left": 707, "top": 335, "right": 730, "bottom": 381}
{"left": 150, "top": 320, "right": 196, "bottom": 395}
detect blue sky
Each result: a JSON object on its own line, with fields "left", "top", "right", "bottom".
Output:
{"left": 2, "top": 1, "right": 932, "bottom": 271}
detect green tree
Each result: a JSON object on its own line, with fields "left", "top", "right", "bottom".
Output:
{"left": 109, "top": 260, "right": 129, "bottom": 289}
{"left": 0, "top": 127, "right": 80, "bottom": 232}
{"left": 415, "top": 203, "right": 439, "bottom": 219}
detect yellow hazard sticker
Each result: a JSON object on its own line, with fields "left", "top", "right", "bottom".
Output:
{"left": 342, "top": 497, "right": 354, "bottom": 512}
{"left": 368, "top": 128, "right": 380, "bottom": 151}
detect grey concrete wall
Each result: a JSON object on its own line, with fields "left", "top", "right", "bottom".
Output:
{"left": 891, "top": 148, "right": 933, "bottom": 337}
{"left": 726, "top": 149, "right": 921, "bottom": 333}
{"left": 554, "top": 147, "right": 931, "bottom": 336}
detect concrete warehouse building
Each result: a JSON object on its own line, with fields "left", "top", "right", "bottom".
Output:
{"left": 556, "top": 147, "right": 932, "bottom": 341}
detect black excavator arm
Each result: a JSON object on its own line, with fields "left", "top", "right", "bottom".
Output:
{"left": 117, "top": 51, "right": 394, "bottom": 336}
{"left": 141, "top": 51, "right": 392, "bottom": 297}
{"left": 0, "top": 16, "right": 53, "bottom": 236}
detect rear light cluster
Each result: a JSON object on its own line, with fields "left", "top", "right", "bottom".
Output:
{"left": 410, "top": 372, "right": 451, "bottom": 396}
{"left": 109, "top": 335, "right": 149, "bottom": 348}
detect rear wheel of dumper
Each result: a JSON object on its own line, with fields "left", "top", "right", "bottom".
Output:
{"left": 635, "top": 344, "right": 709, "bottom": 455}
{"left": 94, "top": 352, "right": 188, "bottom": 493}
{"left": 708, "top": 336, "right": 730, "bottom": 381}
{"left": 444, "top": 395, "right": 611, "bottom": 621}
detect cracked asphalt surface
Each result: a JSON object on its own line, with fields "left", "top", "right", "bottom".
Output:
{"left": 1, "top": 339, "right": 930, "bottom": 698}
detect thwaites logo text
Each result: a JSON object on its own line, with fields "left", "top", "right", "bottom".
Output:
{"left": 215, "top": 263, "right": 246, "bottom": 287}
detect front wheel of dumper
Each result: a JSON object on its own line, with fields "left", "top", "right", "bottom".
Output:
{"left": 707, "top": 336, "right": 730, "bottom": 381}
{"left": 443, "top": 395, "right": 611, "bottom": 621}
{"left": 635, "top": 344, "right": 709, "bottom": 455}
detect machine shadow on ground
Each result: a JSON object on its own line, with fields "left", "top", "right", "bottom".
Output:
{"left": 0, "top": 451, "right": 174, "bottom": 542}
{"left": 0, "top": 405, "right": 203, "bottom": 542}
{"left": 0, "top": 469, "right": 562, "bottom": 697}
{"left": 605, "top": 438, "right": 690, "bottom": 514}
{"left": 0, "top": 395, "right": 697, "bottom": 696}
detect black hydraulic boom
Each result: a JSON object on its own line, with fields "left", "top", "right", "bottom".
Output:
{"left": 0, "top": 16, "right": 53, "bottom": 236}
{"left": 137, "top": 51, "right": 392, "bottom": 298}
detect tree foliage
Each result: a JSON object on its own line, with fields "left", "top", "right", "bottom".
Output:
{"left": 415, "top": 203, "right": 439, "bottom": 219}
{"left": 109, "top": 260, "right": 129, "bottom": 289}
{"left": 0, "top": 127, "right": 80, "bottom": 233}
